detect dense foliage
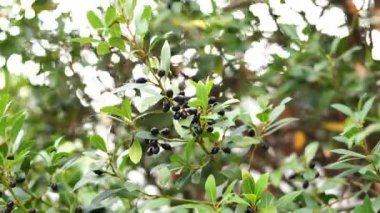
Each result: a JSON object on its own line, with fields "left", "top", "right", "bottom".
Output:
{"left": 1, "top": 0, "right": 380, "bottom": 212}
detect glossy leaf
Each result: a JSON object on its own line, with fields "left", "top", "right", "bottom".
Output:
{"left": 129, "top": 141, "right": 142, "bottom": 164}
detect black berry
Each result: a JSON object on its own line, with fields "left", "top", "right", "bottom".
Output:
{"left": 9, "top": 180, "right": 16, "bottom": 188}
{"left": 173, "top": 112, "right": 181, "bottom": 120}
{"left": 222, "top": 147, "right": 231, "bottom": 154}
{"left": 152, "top": 146, "right": 160, "bottom": 154}
{"left": 245, "top": 207, "right": 253, "bottom": 213}
{"left": 150, "top": 140, "right": 158, "bottom": 146}
{"left": 180, "top": 110, "right": 188, "bottom": 119}
{"left": 6, "top": 200, "right": 14, "bottom": 208}
{"left": 207, "top": 120, "right": 216, "bottom": 125}
{"left": 16, "top": 177, "right": 25, "bottom": 183}
{"left": 173, "top": 95, "right": 185, "bottom": 104}
{"left": 7, "top": 155, "right": 14, "bottom": 160}
{"left": 261, "top": 143, "right": 269, "bottom": 151}
{"left": 247, "top": 129, "right": 255, "bottom": 137}
{"left": 187, "top": 108, "right": 197, "bottom": 115}
{"left": 51, "top": 183, "right": 59, "bottom": 192}
{"left": 135, "top": 77, "right": 147, "bottom": 84}
{"left": 160, "top": 128, "right": 170, "bottom": 136}
{"left": 194, "top": 126, "right": 202, "bottom": 135}
{"left": 208, "top": 96, "right": 217, "bottom": 104}
{"left": 166, "top": 89, "right": 173, "bottom": 98}
{"left": 315, "top": 172, "right": 320, "bottom": 178}
{"left": 75, "top": 207, "right": 83, "bottom": 213}
{"left": 150, "top": 127, "right": 159, "bottom": 135}
{"left": 179, "top": 91, "right": 185, "bottom": 96}
{"left": 93, "top": 170, "right": 104, "bottom": 176}
{"left": 147, "top": 147, "right": 154, "bottom": 156}
{"left": 192, "top": 114, "right": 200, "bottom": 124}
{"left": 217, "top": 110, "right": 225, "bottom": 116}
{"left": 172, "top": 104, "right": 180, "bottom": 112}
{"left": 309, "top": 160, "right": 316, "bottom": 169}
{"left": 162, "top": 99, "right": 170, "bottom": 112}
{"left": 29, "top": 208, "right": 37, "bottom": 213}
{"left": 157, "top": 69, "right": 165, "bottom": 77}
{"left": 161, "top": 143, "right": 172, "bottom": 150}
{"left": 302, "top": 180, "right": 309, "bottom": 189}
{"left": 207, "top": 126, "right": 214, "bottom": 132}
{"left": 211, "top": 147, "right": 219, "bottom": 154}
{"left": 288, "top": 173, "right": 298, "bottom": 180}
{"left": 182, "top": 101, "right": 189, "bottom": 108}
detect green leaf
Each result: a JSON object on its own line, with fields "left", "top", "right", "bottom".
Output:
{"left": 174, "top": 204, "right": 213, "bottom": 213}
{"left": 191, "top": 168, "right": 202, "bottom": 184}
{"left": 174, "top": 172, "right": 192, "bottom": 189}
{"left": 109, "top": 37, "right": 125, "bottom": 51}
{"left": 109, "top": 23, "right": 122, "bottom": 37}
{"left": 89, "top": 135, "right": 107, "bottom": 152}
{"left": 331, "top": 104, "right": 353, "bottom": 116}
{"left": 279, "top": 24, "right": 298, "bottom": 40}
{"left": 135, "top": 130, "right": 157, "bottom": 140}
{"left": 105, "top": 6, "right": 117, "bottom": 27}
{"left": 330, "top": 37, "right": 340, "bottom": 54}
{"left": 91, "top": 188, "right": 124, "bottom": 205}
{"left": 100, "top": 106, "right": 124, "bottom": 118}
{"left": 269, "top": 97, "right": 292, "bottom": 122}
{"left": 205, "top": 175, "right": 217, "bottom": 204}
{"left": 255, "top": 173, "right": 269, "bottom": 199}
{"left": 15, "top": 140, "right": 34, "bottom": 154}
{"left": 355, "top": 124, "right": 380, "bottom": 144}
{"left": 205, "top": 80, "right": 213, "bottom": 96}
{"left": 354, "top": 196, "right": 374, "bottom": 213}
{"left": 242, "top": 170, "right": 255, "bottom": 194}
{"left": 230, "top": 136, "right": 260, "bottom": 148}
{"left": 140, "top": 198, "right": 170, "bottom": 211}
{"left": 194, "top": 80, "right": 213, "bottom": 110}
{"left": 264, "top": 117, "right": 298, "bottom": 136}
{"left": 87, "top": 11, "right": 103, "bottom": 29}
{"left": 70, "top": 37, "right": 98, "bottom": 43}
{"left": 304, "top": 142, "right": 319, "bottom": 164}
{"left": 257, "top": 109, "right": 270, "bottom": 122}
{"left": 52, "top": 152, "right": 70, "bottom": 165}
{"left": 275, "top": 190, "right": 303, "bottom": 209}
{"left": 11, "top": 112, "right": 25, "bottom": 142}
{"left": 160, "top": 41, "right": 171, "bottom": 76}
{"left": 361, "top": 97, "right": 375, "bottom": 120}
{"left": 96, "top": 41, "right": 110, "bottom": 55}
{"left": 223, "top": 180, "right": 237, "bottom": 196}
{"left": 125, "top": 0, "right": 137, "bottom": 20}
{"left": 121, "top": 98, "right": 132, "bottom": 120}
{"left": 331, "top": 149, "right": 366, "bottom": 159}
{"left": 135, "top": 6, "right": 152, "bottom": 38}
{"left": 129, "top": 141, "right": 142, "bottom": 164}
{"left": 228, "top": 195, "right": 250, "bottom": 206}
{"left": 185, "top": 140, "right": 194, "bottom": 160}
{"left": 0, "top": 94, "right": 11, "bottom": 116}
{"left": 244, "top": 193, "right": 257, "bottom": 206}
{"left": 158, "top": 166, "right": 170, "bottom": 186}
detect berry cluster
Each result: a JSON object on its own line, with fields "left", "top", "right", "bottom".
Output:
{"left": 163, "top": 90, "right": 189, "bottom": 120}
{"left": 145, "top": 127, "right": 172, "bottom": 156}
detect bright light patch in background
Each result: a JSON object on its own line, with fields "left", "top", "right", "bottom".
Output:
{"left": 372, "top": 30, "right": 380, "bottom": 60}
{"left": 0, "top": 0, "right": 378, "bottom": 113}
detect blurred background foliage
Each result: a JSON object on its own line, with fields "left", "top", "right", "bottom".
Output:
{"left": 1, "top": 0, "right": 380, "bottom": 212}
